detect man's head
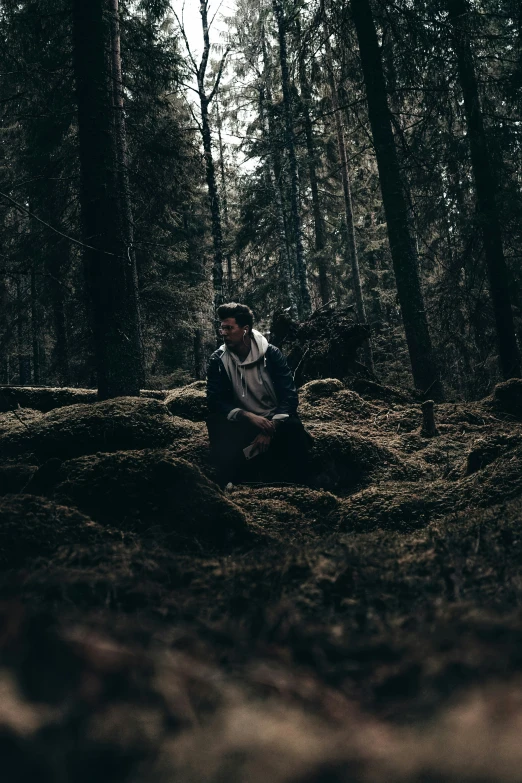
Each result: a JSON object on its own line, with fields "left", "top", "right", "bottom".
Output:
{"left": 217, "top": 302, "right": 254, "bottom": 351}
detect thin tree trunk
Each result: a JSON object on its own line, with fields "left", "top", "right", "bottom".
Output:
{"left": 194, "top": 326, "right": 205, "bottom": 380}
{"left": 447, "top": 0, "right": 521, "bottom": 379}
{"left": 197, "top": 1, "right": 225, "bottom": 310}
{"left": 351, "top": 0, "right": 443, "bottom": 398}
{"left": 215, "top": 99, "right": 233, "bottom": 296}
{"left": 72, "top": 0, "right": 144, "bottom": 399}
{"left": 259, "top": 75, "right": 299, "bottom": 316}
{"left": 296, "top": 22, "right": 331, "bottom": 305}
{"left": 323, "top": 0, "right": 373, "bottom": 370}
{"left": 51, "top": 276, "right": 70, "bottom": 385}
{"left": 30, "top": 266, "right": 40, "bottom": 384}
{"left": 272, "top": 0, "right": 311, "bottom": 319}
{"left": 16, "top": 276, "right": 31, "bottom": 385}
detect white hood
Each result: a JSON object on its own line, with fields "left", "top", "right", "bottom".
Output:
{"left": 219, "top": 330, "right": 278, "bottom": 417}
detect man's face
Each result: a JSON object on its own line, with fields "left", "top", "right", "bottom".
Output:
{"left": 219, "top": 317, "right": 247, "bottom": 350}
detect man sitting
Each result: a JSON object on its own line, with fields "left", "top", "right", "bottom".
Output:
{"left": 206, "top": 302, "right": 312, "bottom": 487}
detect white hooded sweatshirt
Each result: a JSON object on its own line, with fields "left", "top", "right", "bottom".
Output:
{"left": 219, "top": 329, "right": 288, "bottom": 422}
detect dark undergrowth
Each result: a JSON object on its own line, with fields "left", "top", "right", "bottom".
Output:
{"left": 0, "top": 378, "right": 522, "bottom": 782}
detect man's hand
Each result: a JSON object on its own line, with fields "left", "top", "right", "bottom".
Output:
{"left": 251, "top": 433, "right": 272, "bottom": 453}
{"left": 242, "top": 411, "right": 275, "bottom": 434}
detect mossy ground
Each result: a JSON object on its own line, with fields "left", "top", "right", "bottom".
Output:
{"left": 1, "top": 380, "right": 522, "bottom": 781}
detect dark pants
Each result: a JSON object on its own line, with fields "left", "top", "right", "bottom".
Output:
{"left": 206, "top": 414, "right": 313, "bottom": 487}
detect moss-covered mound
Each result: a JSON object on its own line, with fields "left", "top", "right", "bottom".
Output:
{"left": 15, "top": 541, "right": 180, "bottom": 611}
{"left": 0, "top": 385, "right": 97, "bottom": 412}
{"left": 464, "top": 433, "right": 522, "bottom": 475}
{"left": 49, "top": 450, "right": 249, "bottom": 546}
{"left": 338, "top": 481, "right": 450, "bottom": 532}
{"left": 0, "top": 397, "right": 198, "bottom": 460}
{"left": 231, "top": 485, "right": 340, "bottom": 537}
{"left": 166, "top": 422, "right": 212, "bottom": 475}
{"left": 0, "top": 494, "right": 113, "bottom": 569}
{"left": 486, "top": 378, "right": 522, "bottom": 419}
{"left": 299, "top": 377, "right": 345, "bottom": 400}
{"left": 338, "top": 438, "right": 522, "bottom": 532}
{"left": 0, "top": 385, "right": 166, "bottom": 413}
{"left": 0, "top": 408, "right": 43, "bottom": 436}
{"left": 306, "top": 422, "right": 419, "bottom": 491}
{"left": 165, "top": 381, "right": 207, "bottom": 421}
{"left": 0, "top": 463, "right": 38, "bottom": 495}
{"left": 300, "top": 387, "right": 379, "bottom": 424}
{"left": 461, "top": 442, "right": 522, "bottom": 506}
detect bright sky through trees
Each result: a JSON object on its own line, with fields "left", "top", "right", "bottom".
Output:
{"left": 171, "top": 1, "right": 234, "bottom": 57}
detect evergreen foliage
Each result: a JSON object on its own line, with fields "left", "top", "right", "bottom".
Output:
{"left": 0, "top": 0, "right": 520, "bottom": 398}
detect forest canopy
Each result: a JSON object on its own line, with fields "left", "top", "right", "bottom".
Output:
{"left": 0, "top": 0, "right": 521, "bottom": 399}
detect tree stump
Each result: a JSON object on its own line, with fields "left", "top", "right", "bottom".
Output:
{"left": 421, "top": 400, "right": 440, "bottom": 437}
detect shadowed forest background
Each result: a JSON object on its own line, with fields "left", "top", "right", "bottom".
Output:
{"left": 1, "top": 1, "right": 522, "bottom": 782}
{"left": 1, "top": 0, "right": 521, "bottom": 397}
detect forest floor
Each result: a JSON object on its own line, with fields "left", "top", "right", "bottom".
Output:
{"left": 1, "top": 377, "right": 522, "bottom": 782}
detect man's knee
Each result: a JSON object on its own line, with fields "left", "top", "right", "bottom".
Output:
{"left": 275, "top": 417, "right": 313, "bottom": 447}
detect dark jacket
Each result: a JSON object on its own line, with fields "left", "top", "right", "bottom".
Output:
{"left": 207, "top": 344, "right": 299, "bottom": 418}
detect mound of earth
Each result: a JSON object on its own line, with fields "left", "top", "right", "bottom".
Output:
{"left": 337, "top": 437, "right": 522, "bottom": 532}
{"left": 325, "top": 497, "right": 522, "bottom": 621}
{"left": 0, "top": 385, "right": 166, "bottom": 413}
{"left": 299, "top": 377, "right": 345, "bottom": 400}
{"left": 0, "top": 408, "right": 44, "bottom": 436}
{"left": 3, "top": 611, "right": 522, "bottom": 783}
{"left": 338, "top": 480, "right": 450, "bottom": 532}
{"left": 15, "top": 541, "right": 181, "bottom": 611}
{"left": 486, "top": 378, "right": 522, "bottom": 419}
{"left": 460, "top": 442, "right": 522, "bottom": 507}
{"left": 465, "top": 433, "right": 522, "bottom": 474}
{"left": 0, "top": 494, "right": 114, "bottom": 570}
{"left": 230, "top": 485, "right": 340, "bottom": 538}
{"left": 306, "top": 422, "right": 420, "bottom": 491}
{"left": 165, "top": 381, "right": 207, "bottom": 421}
{"left": 0, "top": 463, "right": 38, "bottom": 495}
{"left": 45, "top": 450, "right": 249, "bottom": 546}
{"left": 0, "top": 385, "right": 97, "bottom": 412}
{"left": 300, "top": 384, "right": 380, "bottom": 423}
{"left": 0, "top": 397, "right": 198, "bottom": 460}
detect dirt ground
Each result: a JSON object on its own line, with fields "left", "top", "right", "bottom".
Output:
{"left": 1, "top": 378, "right": 522, "bottom": 782}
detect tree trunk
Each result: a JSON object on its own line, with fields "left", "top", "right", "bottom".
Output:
{"left": 72, "top": 0, "right": 144, "bottom": 399}
{"left": 16, "top": 276, "right": 30, "bottom": 385}
{"left": 351, "top": 0, "right": 443, "bottom": 399}
{"left": 215, "top": 98, "right": 233, "bottom": 297}
{"left": 447, "top": 0, "right": 521, "bottom": 379}
{"left": 296, "top": 24, "right": 331, "bottom": 305}
{"left": 30, "top": 266, "right": 40, "bottom": 384}
{"left": 323, "top": 0, "right": 373, "bottom": 371}
{"left": 272, "top": 0, "right": 311, "bottom": 318}
{"left": 197, "top": 1, "right": 225, "bottom": 311}
{"left": 201, "top": 97, "right": 225, "bottom": 308}
{"left": 259, "top": 77, "right": 299, "bottom": 317}
{"left": 193, "top": 326, "right": 205, "bottom": 380}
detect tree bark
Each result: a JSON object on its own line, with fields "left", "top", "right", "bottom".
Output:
{"left": 30, "top": 266, "right": 40, "bottom": 384}
{"left": 259, "top": 58, "right": 299, "bottom": 317}
{"left": 351, "top": 0, "right": 443, "bottom": 398}
{"left": 296, "top": 21, "right": 331, "bottom": 306}
{"left": 72, "top": 0, "right": 144, "bottom": 399}
{"left": 215, "top": 98, "right": 233, "bottom": 296}
{"left": 197, "top": 0, "right": 225, "bottom": 310}
{"left": 322, "top": 0, "right": 373, "bottom": 371}
{"left": 447, "top": 0, "right": 521, "bottom": 379}
{"left": 272, "top": 0, "right": 312, "bottom": 318}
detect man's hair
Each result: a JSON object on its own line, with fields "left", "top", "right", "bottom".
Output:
{"left": 217, "top": 302, "right": 254, "bottom": 329}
